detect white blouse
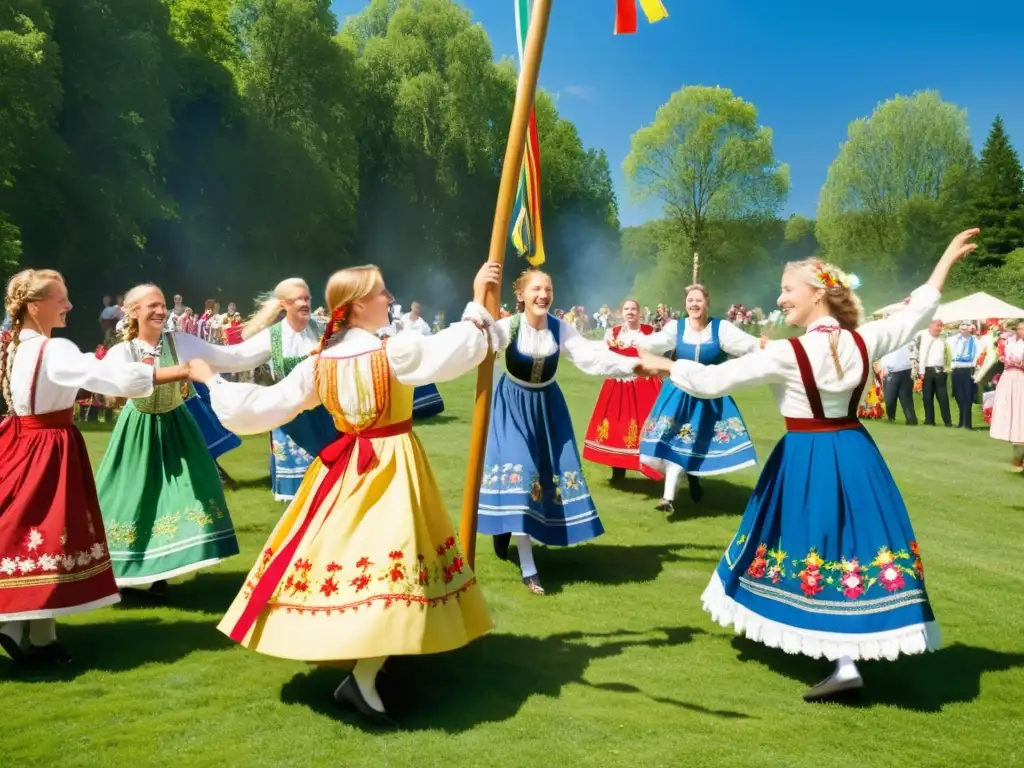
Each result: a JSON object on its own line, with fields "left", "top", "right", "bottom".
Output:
{"left": 400, "top": 314, "right": 433, "bottom": 336}
{"left": 668, "top": 284, "right": 942, "bottom": 419}
{"left": 103, "top": 332, "right": 271, "bottom": 374}
{"left": 6, "top": 330, "right": 154, "bottom": 416}
{"left": 1004, "top": 337, "right": 1024, "bottom": 364}
{"left": 634, "top": 317, "right": 761, "bottom": 358}
{"left": 494, "top": 315, "right": 638, "bottom": 379}
{"left": 205, "top": 302, "right": 501, "bottom": 434}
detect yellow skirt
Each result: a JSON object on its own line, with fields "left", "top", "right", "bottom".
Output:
{"left": 217, "top": 431, "right": 492, "bottom": 661}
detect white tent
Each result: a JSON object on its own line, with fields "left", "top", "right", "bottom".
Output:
{"left": 933, "top": 292, "right": 1024, "bottom": 324}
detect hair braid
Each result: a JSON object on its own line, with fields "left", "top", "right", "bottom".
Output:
{"left": 121, "top": 315, "right": 140, "bottom": 343}
{"left": 2, "top": 314, "right": 24, "bottom": 411}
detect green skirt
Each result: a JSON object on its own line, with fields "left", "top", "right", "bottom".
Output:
{"left": 95, "top": 402, "right": 239, "bottom": 586}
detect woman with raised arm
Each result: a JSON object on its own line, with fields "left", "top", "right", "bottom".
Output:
{"left": 480, "top": 269, "right": 646, "bottom": 596}
{"left": 635, "top": 284, "right": 764, "bottom": 513}
{"left": 0, "top": 270, "right": 189, "bottom": 666}
{"left": 94, "top": 284, "right": 268, "bottom": 597}
{"left": 638, "top": 229, "right": 980, "bottom": 701}
{"left": 582, "top": 298, "right": 664, "bottom": 482}
{"left": 186, "top": 261, "right": 503, "bottom": 727}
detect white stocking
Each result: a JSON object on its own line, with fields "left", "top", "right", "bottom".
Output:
{"left": 833, "top": 655, "right": 860, "bottom": 682}
{"left": 663, "top": 464, "right": 683, "bottom": 500}
{"left": 513, "top": 534, "right": 538, "bottom": 578}
{"left": 352, "top": 656, "right": 387, "bottom": 712}
{"left": 28, "top": 619, "right": 56, "bottom": 646}
{"left": 0, "top": 621, "right": 26, "bottom": 647}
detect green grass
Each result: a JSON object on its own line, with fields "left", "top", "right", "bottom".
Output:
{"left": 2, "top": 368, "right": 1023, "bottom": 767}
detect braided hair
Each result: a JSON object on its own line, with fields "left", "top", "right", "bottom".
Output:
{"left": 1, "top": 269, "right": 64, "bottom": 411}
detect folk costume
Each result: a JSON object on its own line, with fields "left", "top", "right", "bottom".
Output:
{"left": 636, "top": 317, "right": 761, "bottom": 510}
{"left": 666, "top": 284, "right": 943, "bottom": 698}
{"left": 582, "top": 324, "right": 663, "bottom": 480}
{"left": 0, "top": 332, "right": 154, "bottom": 661}
{"left": 981, "top": 335, "right": 1024, "bottom": 470}
{"left": 913, "top": 328, "right": 953, "bottom": 427}
{"left": 479, "top": 313, "right": 639, "bottom": 594}
{"left": 950, "top": 332, "right": 983, "bottom": 429}
{"left": 400, "top": 312, "right": 445, "bottom": 420}
{"left": 203, "top": 302, "right": 499, "bottom": 674}
{"left": 94, "top": 333, "right": 260, "bottom": 588}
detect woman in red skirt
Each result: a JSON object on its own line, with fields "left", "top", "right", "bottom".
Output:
{"left": 583, "top": 298, "right": 664, "bottom": 481}
{"left": 0, "top": 269, "right": 187, "bottom": 666}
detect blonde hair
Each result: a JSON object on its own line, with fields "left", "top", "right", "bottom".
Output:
{"left": 242, "top": 277, "right": 309, "bottom": 339}
{"left": 513, "top": 267, "right": 551, "bottom": 313}
{"left": 786, "top": 258, "right": 864, "bottom": 331}
{"left": 2, "top": 269, "right": 64, "bottom": 410}
{"left": 683, "top": 283, "right": 710, "bottom": 322}
{"left": 620, "top": 297, "right": 640, "bottom": 311}
{"left": 316, "top": 265, "right": 384, "bottom": 352}
{"left": 120, "top": 283, "right": 163, "bottom": 343}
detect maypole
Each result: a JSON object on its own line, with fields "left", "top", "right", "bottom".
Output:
{"left": 459, "top": 0, "right": 670, "bottom": 567}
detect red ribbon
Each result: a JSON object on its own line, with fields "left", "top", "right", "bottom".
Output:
{"left": 615, "top": 0, "right": 638, "bottom": 34}
{"left": 228, "top": 419, "right": 413, "bottom": 642}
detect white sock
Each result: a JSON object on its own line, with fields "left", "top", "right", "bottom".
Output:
{"left": 0, "top": 621, "right": 26, "bottom": 647}
{"left": 28, "top": 619, "right": 56, "bottom": 646}
{"left": 514, "top": 534, "right": 538, "bottom": 579}
{"left": 833, "top": 655, "right": 860, "bottom": 682}
{"left": 352, "top": 656, "right": 387, "bottom": 712}
{"left": 663, "top": 464, "right": 683, "bottom": 500}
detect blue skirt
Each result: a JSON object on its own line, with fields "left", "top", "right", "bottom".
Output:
{"left": 412, "top": 384, "right": 445, "bottom": 420}
{"left": 639, "top": 380, "right": 756, "bottom": 475}
{"left": 270, "top": 405, "right": 338, "bottom": 501}
{"left": 702, "top": 425, "right": 940, "bottom": 661}
{"left": 185, "top": 384, "right": 241, "bottom": 459}
{"left": 478, "top": 375, "right": 603, "bottom": 546}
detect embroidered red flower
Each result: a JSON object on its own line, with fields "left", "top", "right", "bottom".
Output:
{"left": 746, "top": 544, "right": 768, "bottom": 579}
{"left": 840, "top": 560, "right": 864, "bottom": 599}
{"left": 320, "top": 577, "right": 339, "bottom": 597}
{"left": 389, "top": 565, "right": 403, "bottom": 582}
{"left": 799, "top": 565, "right": 823, "bottom": 596}
{"left": 877, "top": 563, "right": 905, "bottom": 592}
{"left": 350, "top": 574, "right": 370, "bottom": 591}
{"left": 294, "top": 558, "right": 312, "bottom": 572}
{"left": 418, "top": 568, "right": 429, "bottom": 585}
{"left": 293, "top": 580, "right": 309, "bottom": 594}
{"left": 444, "top": 537, "right": 456, "bottom": 550}
{"left": 356, "top": 557, "right": 372, "bottom": 569}
{"left": 449, "top": 557, "right": 465, "bottom": 574}
{"left": 262, "top": 548, "right": 274, "bottom": 563}
{"left": 389, "top": 550, "right": 404, "bottom": 560}
{"left": 436, "top": 545, "right": 446, "bottom": 557}
{"left": 326, "top": 562, "right": 342, "bottom": 573}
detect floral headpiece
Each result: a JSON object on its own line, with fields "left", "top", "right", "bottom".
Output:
{"left": 812, "top": 261, "right": 861, "bottom": 291}
{"left": 317, "top": 302, "right": 349, "bottom": 351}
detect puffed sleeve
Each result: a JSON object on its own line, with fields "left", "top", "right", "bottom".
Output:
{"left": 44, "top": 338, "right": 154, "bottom": 399}
{"left": 717, "top": 319, "right": 763, "bottom": 356}
{"left": 558, "top": 319, "right": 638, "bottom": 378}
{"left": 387, "top": 302, "right": 503, "bottom": 386}
{"left": 170, "top": 330, "right": 272, "bottom": 373}
{"left": 669, "top": 340, "right": 791, "bottom": 399}
{"left": 858, "top": 285, "right": 941, "bottom": 362}
{"left": 633, "top": 320, "right": 676, "bottom": 355}
{"left": 205, "top": 357, "right": 320, "bottom": 434}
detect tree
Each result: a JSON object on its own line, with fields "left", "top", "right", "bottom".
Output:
{"left": 623, "top": 85, "right": 789, "bottom": 282}
{"left": 966, "top": 116, "right": 1024, "bottom": 263}
{"left": 816, "top": 91, "right": 974, "bottom": 283}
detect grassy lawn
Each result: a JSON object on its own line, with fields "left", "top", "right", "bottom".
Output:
{"left": 2, "top": 367, "right": 1022, "bottom": 767}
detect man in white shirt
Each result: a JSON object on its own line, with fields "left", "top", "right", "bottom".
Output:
{"left": 914, "top": 319, "right": 952, "bottom": 427}
{"left": 878, "top": 343, "right": 917, "bottom": 425}
{"left": 950, "top": 323, "right": 982, "bottom": 429}
{"left": 399, "top": 302, "right": 432, "bottom": 336}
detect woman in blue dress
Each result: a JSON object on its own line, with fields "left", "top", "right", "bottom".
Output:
{"left": 637, "top": 229, "right": 979, "bottom": 700}
{"left": 480, "top": 268, "right": 643, "bottom": 594}
{"left": 396, "top": 303, "right": 445, "bottom": 420}
{"left": 636, "top": 284, "right": 763, "bottom": 512}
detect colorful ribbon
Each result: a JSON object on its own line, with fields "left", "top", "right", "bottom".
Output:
{"left": 614, "top": 0, "right": 669, "bottom": 34}
{"left": 511, "top": 0, "right": 546, "bottom": 266}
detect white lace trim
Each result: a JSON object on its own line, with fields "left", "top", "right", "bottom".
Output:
{"left": 701, "top": 571, "right": 942, "bottom": 662}
{"left": 461, "top": 302, "right": 508, "bottom": 352}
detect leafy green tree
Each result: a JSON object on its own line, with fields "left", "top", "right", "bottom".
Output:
{"left": 965, "top": 116, "right": 1024, "bottom": 264}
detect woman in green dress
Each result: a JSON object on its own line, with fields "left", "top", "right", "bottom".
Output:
{"left": 95, "top": 284, "right": 268, "bottom": 596}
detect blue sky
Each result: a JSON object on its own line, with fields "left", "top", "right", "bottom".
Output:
{"left": 331, "top": 0, "right": 1024, "bottom": 227}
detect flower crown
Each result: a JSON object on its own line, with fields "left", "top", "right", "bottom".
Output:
{"left": 813, "top": 261, "right": 861, "bottom": 291}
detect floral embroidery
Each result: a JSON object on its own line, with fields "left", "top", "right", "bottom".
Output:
{"left": 741, "top": 539, "right": 925, "bottom": 600}
{"left": 243, "top": 536, "right": 475, "bottom": 614}
{"left": 624, "top": 419, "right": 639, "bottom": 449}
{"left": 105, "top": 501, "right": 224, "bottom": 550}
{"left": 641, "top": 415, "right": 748, "bottom": 445}
{"left": 481, "top": 463, "right": 591, "bottom": 506}
{"left": 272, "top": 437, "right": 313, "bottom": 464}
{"left": 595, "top": 419, "right": 610, "bottom": 443}
{"left": 0, "top": 526, "right": 110, "bottom": 586}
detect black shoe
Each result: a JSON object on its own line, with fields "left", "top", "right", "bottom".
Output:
{"left": 0, "top": 630, "right": 27, "bottom": 663}
{"left": 522, "top": 574, "right": 545, "bottom": 595}
{"left": 149, "top": 580, "right": 169, "bottom": 598}
{"left": 654, "top": 498, "right": 674, "bottom": 513}
{"left": 611, "top": 467, "right": 626, "bottom": 482}
{"left": 493, "top": 532, "right": 512, "bottom": 561}
{"left": 687, "top": 475, "right": 703, "bottom": 503}
{"left": 333, "top": 675, "right": 397, "bottom": 728}
{"left": 28, "top": 642, "right": 73, "bottom": 666}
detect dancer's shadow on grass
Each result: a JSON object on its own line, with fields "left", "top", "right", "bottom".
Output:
{"left": 609, "top": 476, "right": 752, "bottom": 521}
{"left": 525, "top": 543, "right": 720, "bottom": 595}
{"left": 116, "top": 570, "right": 247, "bottom": 615}
{"left": 0, "top": 617, "right": 232, "bottom": 682}
{"left": 280, "top": 626, "right": 752, "bottom": 731}
{"left": 411, "top": 414, "right": 460, "bottom": 427}
{"left": 730, "top": 637, "right": 1024, "bottom": 712}
{"left": 227, "top": 475, "right": 272, "bottom": 491}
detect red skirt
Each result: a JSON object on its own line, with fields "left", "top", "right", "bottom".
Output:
{"left": 0, "top": 410, "right": 120, "bottom": 621}
{"left": 583, "top": 376, "right": 664, "bottom": 479}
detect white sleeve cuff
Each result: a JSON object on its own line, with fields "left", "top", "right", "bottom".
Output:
{"left": 461, "top": 302, "right": 507, "bottom": 351}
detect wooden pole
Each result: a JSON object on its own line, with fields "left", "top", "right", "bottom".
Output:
{"left": 692, "top": 251, "right": 700, "bottom": 284}
{"left": 459, "top": 0, "right": 553, "bottom": 569}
